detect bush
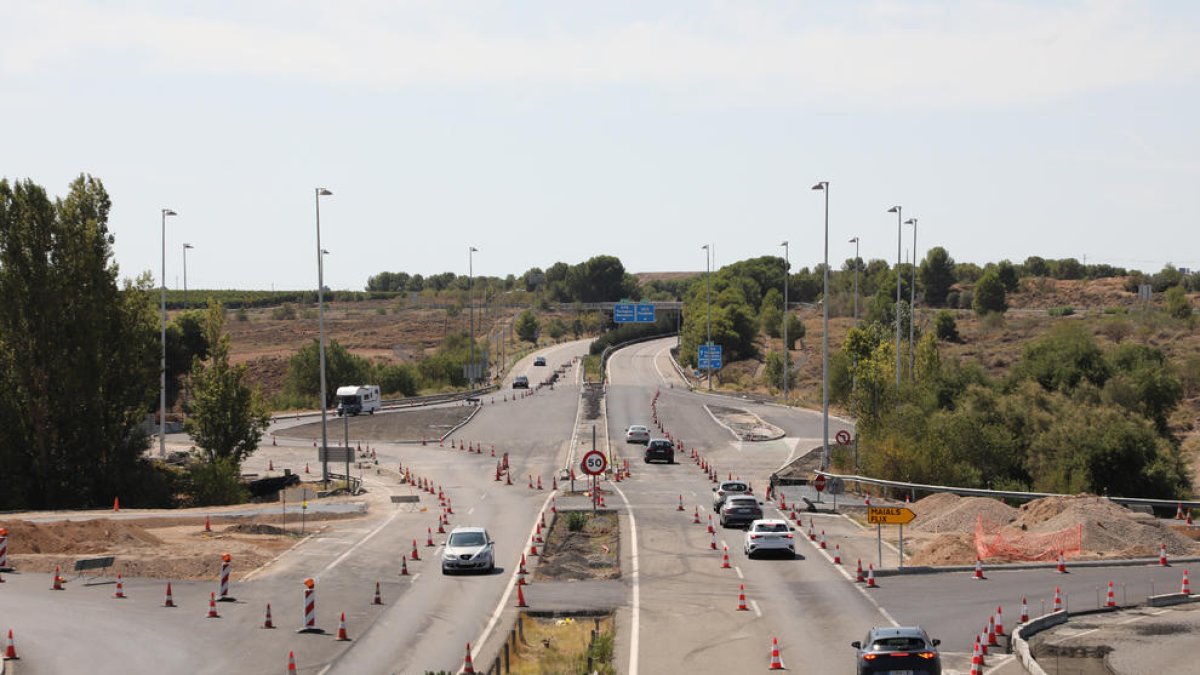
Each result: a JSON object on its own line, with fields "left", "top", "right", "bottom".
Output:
{"left": 378, "top": 363, "right": 419, "bottom": 397}
{"left": 763, "top": 350, "right": 796, "bottom": 391}
{"left": 1047, "top": 306, "right": 1075, "bottom": 317}
{"left": 271, "top": 304, "right": 297, "bottom": 320}
{"left": 185, "top": 457, "right": 248, "bottom": 506}
{"left": 973, "top": 270, "right": 1008, "bottom": 315}
{"left": 1164, "top": 286, "right": 1193, "bottom": 320}
{"left": 934, "top": 310, "right": 959, "bottom": 342}
{"left": 566, "top": 511, "right": 588, "bottom": 532}
{"left": 235, "top": 307, "right": 248, "bottom": 322}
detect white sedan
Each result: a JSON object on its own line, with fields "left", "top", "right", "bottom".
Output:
{"left": 625, "top": 425, "right": 650, "bottom": 444}
{"left": 743, "top": 519, "right": 796, "bottom": 559}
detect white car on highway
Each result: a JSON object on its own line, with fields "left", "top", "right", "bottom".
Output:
{"left": 441, "top": 526, "right": 495, "bottom": 574}
{"left": 743, "top": 519, "right": 796, "bottom": 559}
{"left": 625, "top": 425, "right": 651, "bottom": 444}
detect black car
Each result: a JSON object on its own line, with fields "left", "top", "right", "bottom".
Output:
{"left": 512, "top": 375, "right": 529, "bottom": 389}
{"left": 852, "top": 626, "right": 941, "bottom": 675}
{"left": 643, "top": 438, "right": 675, "bottom": 464}
{"left": 719, "top": 495, "right": 763, "bottom": 528}
{"left": 533, "top": 356, "right": 547, "bottom": 366}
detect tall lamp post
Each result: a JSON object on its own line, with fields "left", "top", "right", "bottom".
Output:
{"left": 780, "top": 240, "right": 789, "bottom": 404}
{"left": 905, "top": 218, "right": 918, "bottom": 377}
{"left": 468, "top": 246, "right": 478, "bottom": 388}
{"left": 159, "top": 208, "right": 177, "bottom": 458}
{"left": 811, "top": 181, "right": 830, "bottom": 470}
{"left": 315, "top": 187, "right": 333, "bottom": 486}
{"left": 887, "top": 205, "right": 903, "bottom": 388}
{"left": 702, "top": 244, "right": 712, "bottom": 390}
{"left": 182, "top": 243, "right": 194, "bottom": 310}
{"left": 848, "top": 237, "right": 860, "bottom": 322}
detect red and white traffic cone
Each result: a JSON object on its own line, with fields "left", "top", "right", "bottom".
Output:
{"left": 400, "top": 556, "right": 409, "bottom": 576}
{"left": 969, "top": 639, "right": 983, "bottom": 675}
{"left": 164, "top": 581, "right": 176, "bottom": 607}
{"left": 736, "top": 584, "right": 749, "bottom": 611}
{"left": 462, "top": 643, "right": 476, "bottom": 674}
{"left": 335, "top": 612, "right": 351, "bottom": 641}
{"left": 987, "top": 616, "right": 998, "bottom": 646}
{"left": 534, "top": 523, "right": 544, "bottom": 544}
{"left": 411, "top": 539, "right": 421, "bottom": 561}
{"left": 114, "top": 573, "right": 126, "bottom": 599}
{"left": 516, "top": 584, "right": 528, "bottom": 608}
{"left": 51, "top": 565, "right": 64, "bottom": 590}
{"left": 373, "top": 581, "right": 383, "bottom": 605}
{"left": 518, "top": 554, "right": 529, "bottom": 577}
{"left": 1160, "top": 543, "right": 1170, "bottom": 567}
{"left": 1177, "top": 502, "right": 1184, "bottom": 519}
{"left": 855, "top": 559, "right": 865, "bottom": 583}
{"left": 677, "top": 495, "right": 685, "bottom": 511}
{"left": 528, "top": 474, "right": 534, "bottom": 489}
{"left": 710, "top": 531, "right": 717, "bottom": 551}
{"left": 1106, "top": 581, "right": 1116, "bottom": 607}
{"left": 1020, "top": 596, "right": 1029, "bottom": 623}
{"left": 286, "top": 651, "right": 297, "bottom": 673}
{"left": 994, "top": 606, "right": 1005, "bottom": 636}
{"left": 207, "top": 592, "right": 221, "bottom": 618}
{"left": 768, "top": 636, "right": 784, "bottom": 670}
{"left": 305, "top": 463, "right": 310, "bottom": 474}
{"left": 866, "top": 564, "right": 877, "bottom": 588}
{"left": 693, "top": 507, "right": 701, "bottom": 525}
{"left": 707, "top": 515, "right": 715, "bottom": 534}
{"left": 204, "top": 515, "right": 212, "bottom": 533}
{"left": 819, "top": 531, "right": 827, "bottom": 550}
{"left": 721, "top": 545, "right": 731, "bottom": 569}
{"left": 4, "top": 630, "right": 17, "bottom": 661}
{"left": 979, "top": 629, "right": 989, "bottom": 657}
{"left": 263, "top": 603, "right": 276, "bottom": 629}
{"left": 1053, "top": 586, "right": 1063, "bottom": 612}
{"left": 1183, "top": 568, "right": 1192, "bottom": 595}
{"left": 1057, "top": 551, "right": 1068, "bottom": 573}
{"left": 833, "top": 544, "right": 842, "bottom": 565}
{"left": 530, "top": 541, "right": 539, "bottom": 556}
{"left": 973, "top": 558, "right": 986, "bottom": 580}
{"left": 537, "top": 475, "right": 543, "bottom": 490}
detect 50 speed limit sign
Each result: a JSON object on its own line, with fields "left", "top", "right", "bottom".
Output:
{"left": 581, "top": 450, "right": 608, "bottom": 476}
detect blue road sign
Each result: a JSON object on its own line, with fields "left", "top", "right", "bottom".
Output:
{"left": 697, "top": 343, "right": 723, "bottom": 369}
{"left": 613, "top": 303, "right": 636, "bottom": 323}
{"left": 635, "top": 303, "right": 656, "bottom": 323}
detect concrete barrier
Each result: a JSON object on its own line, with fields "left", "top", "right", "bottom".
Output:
{"left": 1147, "top": 592, "right": 1195, "bottom": 608}
{"left": 1011, "top": 610, "right": 1068, "bottom": 675}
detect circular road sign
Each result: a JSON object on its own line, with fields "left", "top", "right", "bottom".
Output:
{"left": 813, "top": 474, "right": 827, "bottom": 492}
{"left": 835, "top": 430, "right": 852, "bottom": 445}
{"left": 581, "top": 450, "right": 608, "bottom": 477}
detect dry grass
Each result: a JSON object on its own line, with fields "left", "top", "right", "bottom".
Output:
{"left": 507, "top": 614, "right": 615, "bottom": 675}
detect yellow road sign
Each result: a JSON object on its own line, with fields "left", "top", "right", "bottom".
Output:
{"left": 867, "top": 506, "right": 916, "bottom": 525}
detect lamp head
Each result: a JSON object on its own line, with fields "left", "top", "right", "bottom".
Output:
{"left": 904, "top": 218, "right": 917, "bottom": 225}
{"left": 849, "top": 236, "right": 859, "bottom": 243}
{"left": 811, "top": 181, "right": 827, "bottom": 191}
{"left": 887, "top": 206, "right": 900, "bottom": 214}
{"left": 317, "top": 188, "right": 332, "bottom": 196}
{"left": 183, "top": 243, "right": 193, "bottom": 249}
{"left": 162, "top": 208, "right": 177, "bottom": 217}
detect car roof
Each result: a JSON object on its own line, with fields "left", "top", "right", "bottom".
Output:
{"left": 449, "top": 526, "right": 488, "bottom": 535}
{"left": 628, "top": 425, "right": 648, "bottom": 430}
{"left": 719, "top": 480, "right": 748, "bottom": 488}
{"left": 868, "top": 626, "right": 929, "bottom": 640}
{"left": 648, "top": 438, "right": 672, "bottom": 444}
{"left": 727, "top": 495, "right": 758, "bottom": 503}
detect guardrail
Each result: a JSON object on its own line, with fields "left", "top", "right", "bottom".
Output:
{"left": 328, "top": 472, "right": 362, "bottom": 495}
{"left": 810, "top": 469, "right": 1200, "bottom": 511}
{"left": 379, "top": 385, "right": 498, "bottom": 410}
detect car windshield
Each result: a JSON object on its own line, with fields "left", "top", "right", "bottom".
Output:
{"left": 722, "top": 483, "right": 748, "bottom": 493}
{"left": 754, "top": 522, "right": 788, "bottom": 532}
{"left": 629, "top": 426, "right": 646, "bottom": 432}
{"left": 872, "top": 637, "right": 926, "bottom": 651}
{"left": 449, "top": 532, "right": 486, "bottom": 547}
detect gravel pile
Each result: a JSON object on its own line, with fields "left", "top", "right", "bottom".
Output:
{"left": 909, "top": 493, "right": 1018, "bottom": 535}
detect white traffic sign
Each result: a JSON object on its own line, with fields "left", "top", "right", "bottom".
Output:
{"left": 581, "top": 450, "right": 608, "bottom": 476}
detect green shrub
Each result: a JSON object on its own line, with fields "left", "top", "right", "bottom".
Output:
{"left": 1165, "top": 286, "right": 1193, "bottom": 320}
{"left": 566, "top": 511, "right": 588, "bottom": 532}
{"left": 934, "top": 310, "right": 959, "bottom": 342}
{"left": 271, "top": 303, "right": 297, "bottom": 320}
{"left": 1048, "top": 306, "right": 1075, "bottom": 317}
{"left": 185, "top": 457, "right": 248, "bottom": 506}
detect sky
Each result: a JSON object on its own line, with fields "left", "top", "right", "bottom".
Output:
{"left": 3, "top": 0, "right": 1200, "bottom": 291}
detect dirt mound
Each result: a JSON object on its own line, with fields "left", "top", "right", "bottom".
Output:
{"left": 222, "top": 523, "right": 290, "bottom": 536}
{"left": 535, "top": 512, "right": 620, "bottom": 581}
{"left": 909, "top": 493, "right": 1018, "bottom": 534}
{"left": 1010, "top": 495, "right": 1198, "bottom": 559}
{"left": 2, "top": 519, "right": 163, "bottom": 554}
{"left": 908, "top": 533, "right": 977, "bottom": 566}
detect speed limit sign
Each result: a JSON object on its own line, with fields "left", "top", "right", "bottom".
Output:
{"left": 581, "top": 450, "right": 608, "bottom": 476}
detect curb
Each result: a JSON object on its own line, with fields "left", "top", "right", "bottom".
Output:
{"left": 873, "top": 556, "right": 1200, "bottom": 577}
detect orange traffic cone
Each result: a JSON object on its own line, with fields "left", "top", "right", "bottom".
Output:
{"left": 1057, "top": 551, "right": 1068, "bottom": 573}
{"left": 462, "top": 642, "right": 476, "bottom": 674}
{"left": 677, "top": 495, "right": 685, "bottom": 511}
{"left": 855, "top": 559, "right": 864, "bottom": 583}
{"left": 516, "top": 584, "right": 528, "bottom": 608}
{"left": 287, "top": 651, "right": 297, "bottom": 673}
{"left": 4, "top": 629, "right": 17, "bottom": 660}
{"left": 707, "top": 515, "right": 715, "bottom": 534}
{"left": 400, "top": 556, "right": 409, "bottom": 576}
{"left": 263, "top": 603, "right": 276, "bottom": 629}
{"left": 866, "top": 564, "right": 877, "bottom": 588}
{"left": 1160, "top": 543, "right": 1170, "bottom": 567}
{"left": 114, "top": 573, "right": 126, "bottom": 599}
{"left": 518, "top": 554, "right": 528, "bottom": 576}
{"left": 710, "top": 531, "right": 717, "bottom": 550}
{"left": 1053, "top": 586, "right": 1063, "bottom": 612}
{"left": 768, "top": 636, "right": 784, "bottom": 670}
{"left": 1183, "top": 568, "right": 1192, "bottom": 595}
{"left": 164, "top": 581, "right": 176, "bottom": 607}
{"left": 113, "top": 497, "right": 120, "bottom": 512}
{"left": 373, "top": 581, "right": 383, "bottom": 605}
{"left": 1020, "top": 596, "right": 1029, "bottom": 623}
{"left": 51, "top": 565, "right": 64, "bottom": 590}
{"left": 336, "top": 612, "right": 351, "bottom": 641}
{"left": 737, "top": 584, "right": 749, "bottom": 611}
{"left": 969, "top": 639, "right": 983, "bottom": 675}
{"left": 693, "top": 507, "right": 701, "bottom": 524}
{"left": 973, "top": 558, "right": 986, "bottom": 580}
{"left": 833, "top": 544, "right": 842, "bottom": 565}
{"left": 1106, "top": 581, "right": 1116, "bottom": 607}
{"left": 411, "top": 539, "right": 421, "bottom": 561}
{"left": 204, "top": 515, "right": 212, "bottom": 533}
{"left": 530, "top": 541, "right": 540, "bottom": 556}
{"left": 995, "top": 605, "right": 1005, "bottom": 636}
{"left": 987, "top": 616, "right": 998, "bottom": 646}
{"left": 1177, "top": 502, "right": 1184, "bottom": 519}
{"left": 207, "top": 592, "right": 220, "bottom": 618}
{"left": 721, "top": 545, "right": 731, "bottom": 569}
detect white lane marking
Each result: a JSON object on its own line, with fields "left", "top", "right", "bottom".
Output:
{"left": 410, "top": 573, "right": 421, "bottom": 583}
{"left": 468, "top": 492, "right": 557, "bottom": 668}
{"left": 750, "top": 599, "right": 763, "bottom": 618}
{"left": 315, "top": 505, "right": 406, "bottom": 580}
{"left": 702, "top": 404, "right": 744, "bottom": 442}
{"left": 468, "top": 507, "right": 476, "bottom": 515}
{"left": 652, "top": 345, "right": 671, "bottom": 384}
{"left": 610, "top": 481, "right": 641, "bottom": 675}
{"left": 241, "top": 532, "right": 318, "bottom": 581}
{"left": 735, "top": 566, "right": 744, "bottom": 580}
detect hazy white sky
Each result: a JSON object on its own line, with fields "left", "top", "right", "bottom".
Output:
{"left": 4, "top": 0, "right": 1199, "bottom": 290}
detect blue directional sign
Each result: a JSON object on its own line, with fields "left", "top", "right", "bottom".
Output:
{"left": 613, "top": 303, "right": 636, "bottom": 323}
{"left": 697, "top": 343, "right": 723, "bottom": 369}
{"left": 614, "top": 302, "right": 656, "bottom": 323}
{"left": 635, "top": 303, "right": 656, "bottom": 323}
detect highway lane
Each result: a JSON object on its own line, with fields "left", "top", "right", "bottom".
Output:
{"left": 605, "top": 338, "right": 890, "bottom": 673}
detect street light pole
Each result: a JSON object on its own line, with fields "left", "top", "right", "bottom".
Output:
{"left": 812, "top": 181, "right": 830, "bottom": 470}
{"left": 315, "top": 187, "right": 333, "bottom": 486}
{"left": 159, "top": 208, "right": 177, "bottom": 459}
{"left": 468, "top": 246, "right": 477, "bottom": 388}
{"left": 780, "top": 240, "right": 789, "bottom": 404}
{"left": 905, "top": 218, "right": 918, "bottom": 378}
{"left": 849, "top": 237, "right": 860, "bottom": 322}
{"left": 702, "top": 244, "right": 712, "bottom": 390}
{"left": 182, "top": 243, "right": 193, "bottom": 310}
{"left": 887, "top": 205, "right": 903, "bottom": 389}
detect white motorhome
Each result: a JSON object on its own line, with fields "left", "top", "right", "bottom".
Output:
{"left": 335, "top": 385, "right": 381, "bottom": 416}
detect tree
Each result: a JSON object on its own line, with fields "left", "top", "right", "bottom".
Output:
{"left": 546, "top": 317, "right": 567, "bottom": 339}
{"left": 284, "top": 339, "right": 372, "bottom": 407}
{"left": 1023, "top": 256, "right": 1048, "bottom": 277}
{"left": 184, "top": 302, "right": 271, "bottom": 466}
{"left": 1010, "top": 323, "right": 1108, "bottom": 393}
{"left": 763, "top": 350, "right": 796, "bottom": 392}
{"left": 995, "top": 260, "right": 1020, "bottom": 293}
{"left": 516, "top": 310, "right": 539, "bottom": 343}
{"left": 920, "top": 247, "right": 956, "bottom": 306}
{"left": 785, "top": 314, "right": 805, "bottom": 349}
{"left": 0, "top": 176, "right": 160, "bottom": 509}
{"left": 972, "top": 269, "right": 1008, "bottom": 315}
{"left": 1164, "top": 285, "right": 1193, "bottom": 320}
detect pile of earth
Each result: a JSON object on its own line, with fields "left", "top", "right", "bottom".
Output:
{"left": 906, "top": 493, "right": 1200, "bottom": 566}
{"left": 534, "top": 511, "right": 620, "bottom": 581}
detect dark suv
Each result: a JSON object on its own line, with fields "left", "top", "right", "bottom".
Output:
{"left": 643, "top": 439, "right": 675, "bottom": 464}
{"left": 852, "top": 626, "right": 941, "bottom": 675}
{"left": 719, "top": 495, "right": 763, "bottom": 528}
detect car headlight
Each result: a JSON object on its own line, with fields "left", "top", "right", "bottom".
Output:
{"left": 442, "top": 551, "right": 456, "bottom": 561}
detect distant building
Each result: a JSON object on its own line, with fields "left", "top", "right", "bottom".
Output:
{"left": 1180, "top": 267, "right": 1192, "bottom": 276}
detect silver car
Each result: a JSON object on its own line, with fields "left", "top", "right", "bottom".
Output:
{"left": 743, "top": 519, "right": 796, "bottom": 558}
{"left": 625, "top": 425, "right": 651, "bottom": 444}
{"left": 441, "top": 526, "right": 495, "bottom": 574}
{"left": 712, "top": 480, "right": 750, "bottom": 511}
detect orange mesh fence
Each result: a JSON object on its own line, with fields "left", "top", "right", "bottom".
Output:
{"left": 975, "top": 515, "right": 1083, "bottom": 562}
